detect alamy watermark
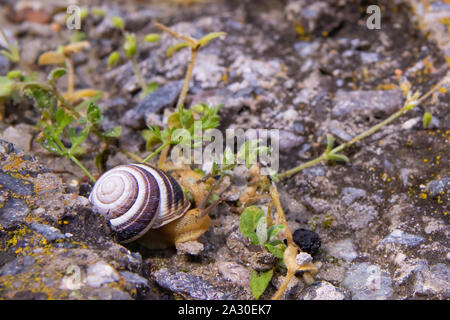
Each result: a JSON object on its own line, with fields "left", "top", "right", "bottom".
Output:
{"left": 66, "top": 4, "right": 82, "bottom": 30}
{"left": 366, "top": 5, "right": 381, "bottom": 30}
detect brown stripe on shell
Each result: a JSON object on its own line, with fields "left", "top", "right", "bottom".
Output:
{"left": 112, "top": 165, "right": 160, "bottom": 243}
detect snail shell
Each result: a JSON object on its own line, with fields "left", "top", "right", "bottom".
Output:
{"left": 89, "top": 163, "right": 190, "bottom": 243}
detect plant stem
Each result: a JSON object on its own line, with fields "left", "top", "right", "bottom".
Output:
{"left": 141, "top": 141, "right": 170, "bottom": 164}
{"left": 154, "top": 22, "right": 196, "bottom": 45}
{"left": 278, "top": 77, "right": 448, "bottom": 179}
{"left": 69, "top": 154, "right": 97, "bottom": 183}
{"left": 120, "top": 148, "right": 143, "bottom": 162}
{"left": 130, "top": 57, "right": 147, "bottom": 94}
{"left": 65, "top": 56, "right": 75, "bottom": 98}
{"left": 177, "top": 47, "right": 198, "bottom": 108}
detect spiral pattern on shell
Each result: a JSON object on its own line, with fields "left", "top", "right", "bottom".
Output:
{"left": 89, "top": 163, "right": 190, "bottom": 243}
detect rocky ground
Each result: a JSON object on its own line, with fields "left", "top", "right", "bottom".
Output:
{"left": 0, "top": 0, "right": 448, "bottom": 300}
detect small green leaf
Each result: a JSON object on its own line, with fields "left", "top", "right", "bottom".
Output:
{"left": 422, "top": 111, "right": 432, "bottom": 128}
{"left": 104, "top": 126, "right": 122, "bottom": 138}
{"left": 6, "top": 70, "right": 22, "bottom": 80}
{"left": 87, "top": 103, "right": 103, "bottom": 125}
{"left": 107, "top": 51, "right": 120, "bottom": 68}
{"left": 124, "top": 33, "right": 137, "bottom": 58}
{"left": 239, "top": 206, "right": 265, "bottom": 245}
{"left": 48, "top": 68, "right": 67, "bottom": 82}
{"left": 145, "top": 33, "right": 161, "bottom": 43}
{"left": 256, "top": 216, "right": 268, "bottom": 246}
{"left": 197, "top": 32, "right": 227, "bottom": 47}
{"left": 0, "top": 76, "right": 13, "bottom": 98}
{"left": 327, "top": 153, "right": 349, "bottom": 163}
{"left": 167, "top": 41, "right": 190, "bottom": 57}
{"left": 250, "top": 269, "right": 273, "bottom": 300}
{"left": 326, "top": 134, "right": 334, "bottom": 153}
{"left": 267, "top": 224, "right": 286, "bottom": 242}
{"left": 111, "top": 16, "right": 124, "bottom": 29}
{"left": 55, "top": 108, "right": 73, "bottom": 130}
{"left": 140, "top": 81, "right": 159, "bottom": 98}
{"left": 70, "top": 31, "right": 86, "bottom": 43}
{"left": 91, "top": 8, "right": 105, "bottom": 17}
{"left": 264, "top": 240, "right": 287, "bottom": 259}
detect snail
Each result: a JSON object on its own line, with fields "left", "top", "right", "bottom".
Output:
{"left": 89, "top": 163, "right": 220, "bottom": 248}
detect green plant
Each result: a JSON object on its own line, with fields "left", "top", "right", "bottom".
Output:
{"left": 239, "top": 205, "right": 287, "bottom": 299}
{"left": 109, "top": 16, "right": 160, "bottom": 98}
{"left": 0, "top": 27, "right": 19, "bottom": 63}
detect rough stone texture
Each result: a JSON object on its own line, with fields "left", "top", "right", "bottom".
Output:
{"left": 343, "top": 263, "right": 393, "bottom": 300}
{"left": 299, "top": 281, "right": 349, "bottom": 300}
{"left": 153, "top": 268, "right": 228, "bottom": 300}
{"left": 380, "top": 229, "right": 425, "bottom": 247}
{"left": 0, "top": 141, "right": 154, "bottom": 299}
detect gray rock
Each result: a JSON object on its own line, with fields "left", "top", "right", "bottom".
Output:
{"left": 0, "top": 54, "right": 10, "bottom": 75}
{"left": 426, "top": 177, "right": 449, "bottom": 198}
{"left": 0, "top": 198, "right": 30, "bottom": 228}
{"left": 414, "top": 262, "right": 449, "bottom": 298}
{"left": 278, "top": 130, "right": 305, "bottom": 153}
{"left": 88, "top": 287, "right": 132, "bottom": 300}
{"left": 86, "top": 261, "right": 120, "bottom": 288}
{"left": 0, "top": 256, "right": 35, "bottom": 276}
{"left": 153, "top": 268, "right": 227, "bottom": 300}
{"left": 343, "top": 263, "right": 393, "bottom": 300}
{"left": 328, "top": 120, "right": 353, "bottom": 141}
{"left": 29, "top": 223, "right": 66, "bottom": 242}
{"left": 341, "top": 187, "right": 367, "bottom": 206}
{"left": 119, "top": 271, "right": 150, "bottom": 289}
{"left": 380, "top": 229, "right": 424, "bottom": 247}
{"left": 296, "top": 252, "right": 313, "bottom": 265}
{"left": 122, "top": 81, "right": 183, "bottom": 129}
{"left": 360, "top": 52, "right": 379, "bottom": 64}
{"left": 332, "top": 90, "right": 404, "bottom": 119}
{"left": 0, "top": 173, "right": 34, "bottom": 197}
{"left": 293, "top": 41, "right": 320, "bottom": 58}
{"left": 344, "top": 203, "right": 378, "bottom": 230}
{"left": 299, "top": 281, "right": 349, "bottom": 300}
{"left": 325, "top": 239, "right": 358, "bottom": 262}
{"left": 0, "top": 126, "right": 33, "bottom": 152}
{"left": 217, "top": 262, "right": 250, "bottom": 289}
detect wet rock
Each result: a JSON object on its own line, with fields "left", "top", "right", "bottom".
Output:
{"left": 299, "top": 281, "right": 349, "bottom": 300}
{"left": 0, "top": 198, "right": 30, "bottom": 229}
{"left": 380, "top": 229, "right": 424, "bottom": 247}
{"left": 86, "top": 261, "right": 120, "bottom": 288}
{"left": 343, "top": 263, "right": 393, "bottom": 300}
{"left": 341, "top": 187, "right": 367, "bottom": 206}
{"left": 293, "top": 228, "right": 321, "bottom": 255}
{"left": 331, "top": 90, "right": 404, "bottom": 119}
{"left": 426, "top": 177, "right": 449, "bottom": 198}
{"left": 122, "top": 81, "right": 183, "bottom": 129}
{"left": 324, "top": 239, "right": 358, "bottom": 262}
{"left": 153, "top": 268, "right": 227, "bottom": 300}
{"left": 29, "top": 222, "right": 66, "bottom": 242}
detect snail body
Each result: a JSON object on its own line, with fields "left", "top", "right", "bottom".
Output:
{"left": 89, "top": 163, "right": 209, "bottom": 245}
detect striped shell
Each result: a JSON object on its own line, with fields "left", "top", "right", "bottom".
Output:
{"left": 89, "top": 163, "right": 190, "bottom": 243}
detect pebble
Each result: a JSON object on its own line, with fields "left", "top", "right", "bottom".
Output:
{"left": 343, "top": 263, "right": 393, "bottom": 300}
{"left": 122, "top": 80, "right": 183, "bottom": 129}
{"left": 153, "top": 268, "right": 228, "bottom": 300}
{"left": 0, "top": 172, "right": 34, "bottom": 197}
{"left": 119, "top": 271, "right": 150, "bottom": 289}
{"left": 296, "top": 252, "right": 313, "bottom": 265}
{"left": 278, "top": 130, "right": 305, "bottom": 153}
{"left": 380, "top": 229, "right": 424, "bottom": 247}
{"left": 299, "top": 281, "right": 348, "bottom": 300}
{"left": 86, "top": 261, "right": 120, "bottom": 288}
{"left": 341, "top": 187, "right": 367, "bottom": 206}
{"left": 175, "top": 240, "right": 204, "bottom": 256}
{"left": 413, "top": 261, "right": 449, "bottom": 297}
{"left": 0, "top": 54, "right": 10, "bottom": 75}
{"left": 292, "top": 228, "right": 321, "bottom": 255}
